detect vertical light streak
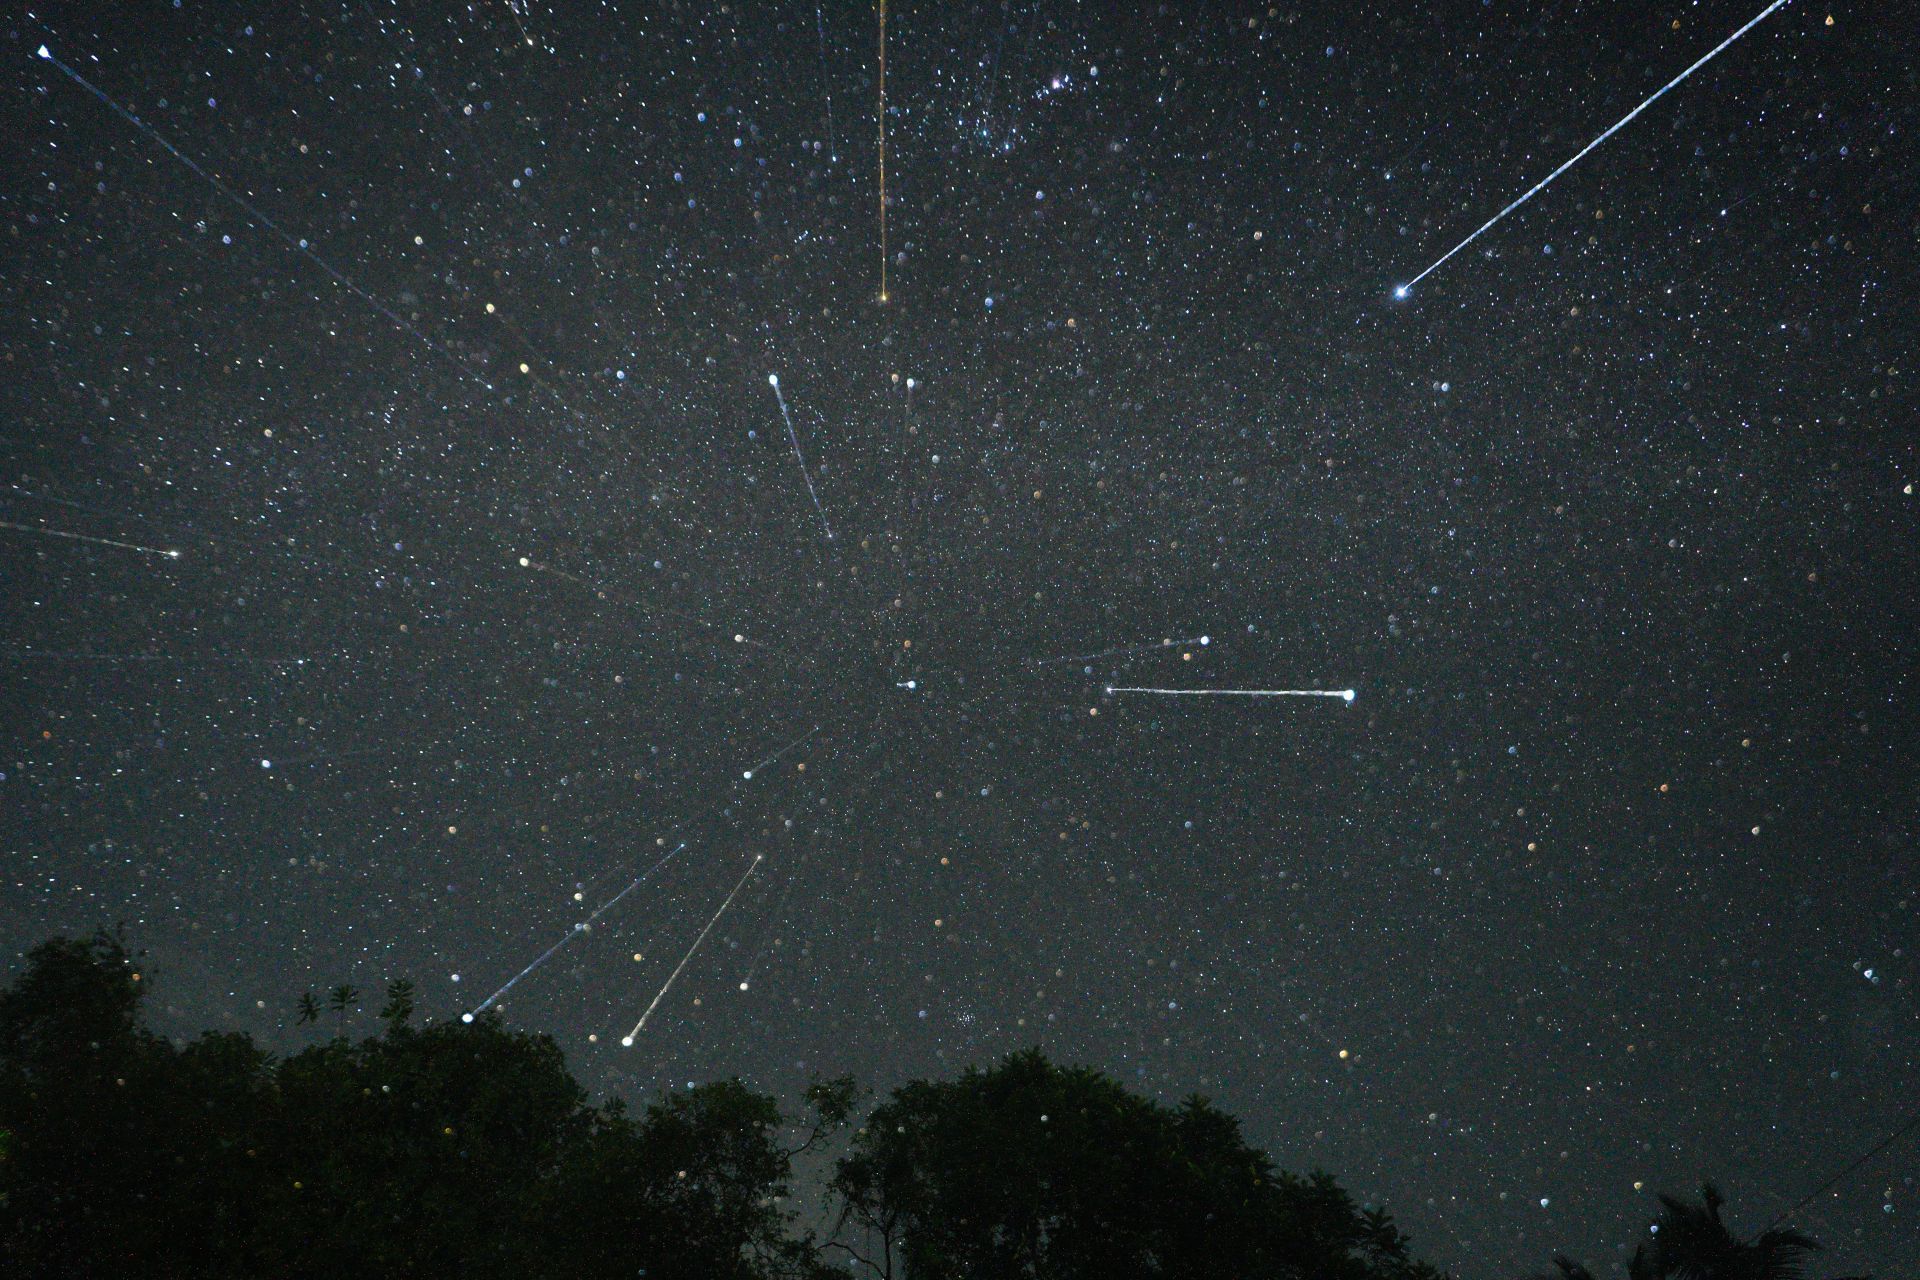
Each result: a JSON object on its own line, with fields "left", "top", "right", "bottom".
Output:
{"left": 877, "top": 0, "right": 889, "bottom": 303}
{"left": 816, "top": 2, "right": 838, "bottom": 161}
{"left": 767, "top": 374, "right": 835, "bottom": 543}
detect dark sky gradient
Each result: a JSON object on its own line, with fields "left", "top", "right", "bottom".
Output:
{"left": 4, "top": 2, "right": 1916, "bottom": 1275}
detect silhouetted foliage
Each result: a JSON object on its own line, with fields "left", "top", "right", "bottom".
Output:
{"left": 1528, "top": 1184, "right": 1872, "bottom": 1280}
{"left": 0, "top": 930, "right": 176, "bottom": 1275}
{"left": 828, "top": 1048, "right": 1443, "bottom": 1280}
{"left": 377, "top": 980, "right": 416, "bottom": 1031}
{"left": 6, "top": 931, "right": 1873, "bottom": 1280}
{"left": 0, "top": 933, "right": 833, "bottom": 1280}
{"left": 326, "top": 984, "right": 360, "bottom": 1036}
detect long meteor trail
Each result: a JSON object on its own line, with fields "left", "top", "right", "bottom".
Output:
{"left": 1, "top": 518, "right": 181, "bottom": 560}
{"left": 1394, "top": 0, "right": 1796, "bottom": 297}
{"left": 1106, "top": 685, "right": 1356, "bottom": 703}
{"left": 32, "top": 44, "right": 475, "bottom": 374}
{"left": 876, "top": 0, "right": 890, "bottom": 302}
{"left": 622, "top": 853, "right": 764, "bottom": 1044}
{"left": 767, "top": 374, "right": 835, "bottom": 544}
{"left": 1, "top": 648, "right": 311, "bottom": 665}
{"left": 463, "top": 842, "right": 687, "bottom": 1020}
{"left": 32, "top": 43, "right": 614, "bottom": 436}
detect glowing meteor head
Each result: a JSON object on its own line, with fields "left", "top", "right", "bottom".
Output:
{"left": 1199, "top": 635, "right": 1210, "bottom": 646}
{"left": 166, "top": 549, "right": 183, "bottom": 559}
{"left": 37, "top": 45, "right": 51, "bottom": 59}
{"left": 1393, "top": 285, "right": 1410, "bottom": 300}
{"left": 739, "top": 981, "right": 749, "bottom": 991}
{"left": 742, "top": 770, "right": 753, "bottom": 780}
{"left": 620, "top": 1035, "right": 634, "bottom": 1047}
{"left": 1341, "top": 689, "right": 1356, "bottom": 703}
{"left": 461, "top": 1012, "right": 474, "bottom": 1023}
{"left": 767, "top": 373, "right": 779, "bottom": 387}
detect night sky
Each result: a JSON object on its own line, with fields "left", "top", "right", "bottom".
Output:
{"left": 4, "top": 1, "right": 1916, "bottom": 1274}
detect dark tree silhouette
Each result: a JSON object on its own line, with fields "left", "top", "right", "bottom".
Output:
{"left": 376, "top": 980, "right": 416, "bottom": 1031}
{"left": 530, "top": 1079, "right": 842, "bottom": 1280}
{"left": 0, "top": 930, "right": 235, "bottom": 1276}
{"left": 0, "top": 931, "right": 843, "bottom": 1280}
{"left": 830, "top": 1047, "right": 1443, "bottom": 1280}
{"left": 1529, "top": 1184, "right": 1872, "bottom": 1280}
{"left": 1646, "top": 1184, "right": 1869, "bottom": 1280}
{"left": 21, "top": 930, "right": 1879, "bottom": 1280}
{"left": 325, "top": 984, "right": 359, "bottom": 1037}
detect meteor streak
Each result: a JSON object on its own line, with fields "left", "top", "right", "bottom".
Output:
{"left": 876, "top": 0, "right": 890, "bottom": 303}
{"left": 33, "top": 44, "right": 472, "bottom": 375}
{"left": 31, "top": 42, "right": 622, "bottom": 436}
{"left": 1029, "top": 635, "right": 1210, "bottom": 667}
{"left": 1395, "top": 0, "right": 1796, "bottom": 296}
{"left": 622, "top": 854, "right": 764, "bottom": 1044}
{"left": 767, "top": 374, "right": 835, "bottom": 544}
{"left": 0, "top": 518, "right": 180, "bottom": 560}
{"left": 1106, "top": 685, "right": 1356, "bottom": 702}
{"left": 741, "top": 724, "right": 822, "bottom": 781}
{"left": 463, "top": 843, "right": 689, "bottom": 1020}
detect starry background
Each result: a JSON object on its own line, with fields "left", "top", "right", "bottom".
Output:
{"left": 3, "top": 0, "right": 1916, "bottom": 1274}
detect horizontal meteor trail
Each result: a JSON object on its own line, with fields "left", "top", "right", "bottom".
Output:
{"left": 2, "top": 647, "right": 312, "bottom": 665}
{"left": 1394, "top": 0, "right": 1796, "bottom": 297}
{"left": 463, "top": 842, "right": 687, "bottom": 1020}
{"left": 1029, "top": 635, "right": 1210, "bottom": 667}
{"left": 0, "top": 517, "right": 180, "bottom": 560}
{"left": 622, "top": 853, "right": 764, "bottom": 1044}
{"left": 1106, "top": 685, "right": 1356, "bottom": 703}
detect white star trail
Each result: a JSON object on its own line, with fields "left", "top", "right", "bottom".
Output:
{"left": 1106, "top": 686, "right": 1356, "bottom": 702}
{"left": 622, "top": 853, "right": 764, "bottom": 1044}
{"left": 767, "top": 373, "right": 835, "bottom": 544}
{"left": 464, "top": 843, "right": 688, "bottom": 1020}
{"left": 1394, "top": 0, "right": 1797, "bottom": 297}
{"left": 0, "top": 518, "right": 181, "bottom": 560}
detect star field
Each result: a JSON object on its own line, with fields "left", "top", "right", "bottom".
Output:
{"left": 3, "top": 2, "right": 1916, "bottom": 1275}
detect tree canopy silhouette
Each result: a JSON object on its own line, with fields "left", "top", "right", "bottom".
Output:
{"left": 1535, "top": 1183, "right": 1872, "bottom": 1280}
{"left": 0, "top": 930, "right": 833, "bottom": 1280}
{"left": 1, "top": 929, "right": 1877, "bottom": 1280}
{"left": 829, "top": 1047, "right": 1442, "bottom": 1280}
